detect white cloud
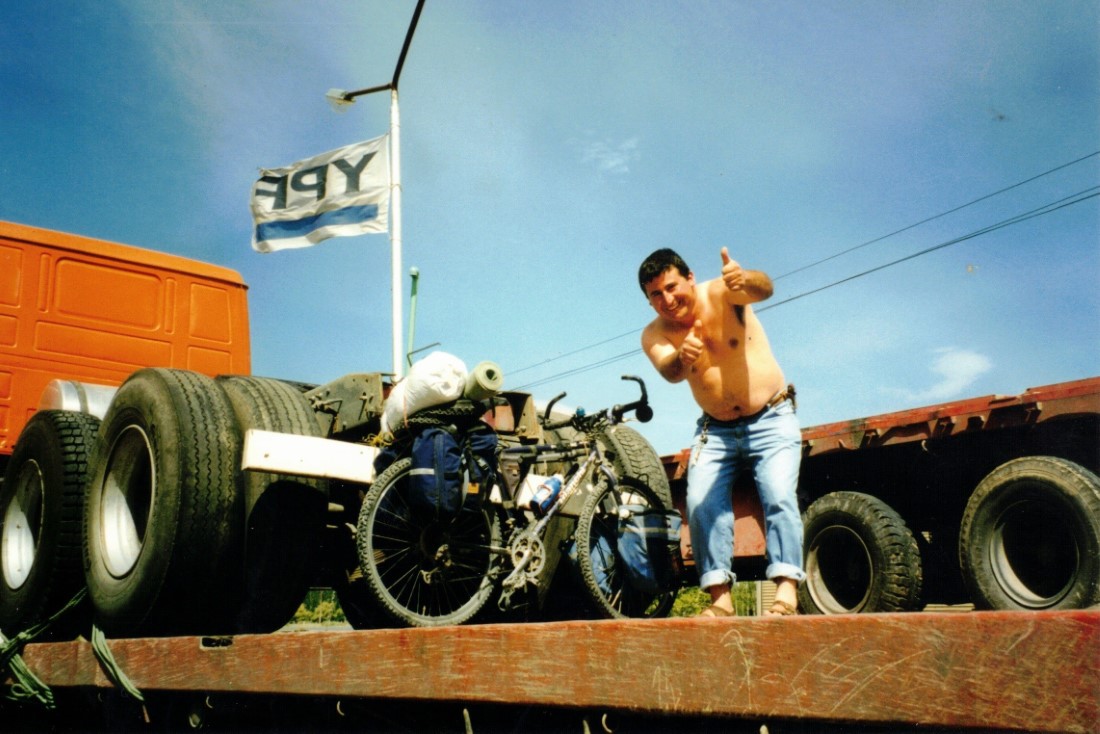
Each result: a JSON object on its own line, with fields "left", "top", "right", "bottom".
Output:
{"left": 579, "top": 136, "right": 640, "bottom": 174}
{"left": 899, "top": 347, "right": 992, "bottom": 404}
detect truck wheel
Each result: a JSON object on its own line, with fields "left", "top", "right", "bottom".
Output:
{"left": 798, "top": 492, "right": 923, "bottom": 614}
{"left": 597, "top": 424, "right": 672, "bottom": 508}
{"left": 328, "top": 523, "right": 387, "bottom": 630}
{"left": 959, "top": 456, "right": 1100, "bottom": 610}
{"left": 1, "top": 411, "right": 99, "bottom": 638}
{"left": 84, "top": 368, "right": 243, "bottom": 637}
{"left": 216, "top": 376, "right": 327, "bottom": 633}
{"left": 543, "top": 424, "right": 670, "bottom": 507}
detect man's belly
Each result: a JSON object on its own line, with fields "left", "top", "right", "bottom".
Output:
{"left": 688, "top": 366, "right": 786, "bottom": 421}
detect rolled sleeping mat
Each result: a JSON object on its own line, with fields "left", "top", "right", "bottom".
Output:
{"left": 464, "top": 361, "right": 504, "bottom": 400}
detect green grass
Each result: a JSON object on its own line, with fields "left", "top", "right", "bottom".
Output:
{"left": 293, "top": 582, "right": 760, "bottom": 625}
{"left": 670, "top": 583, "right": 758, "bottom": 617}
{"left": 293, "top": 590, "right": 347, "bottom": 625}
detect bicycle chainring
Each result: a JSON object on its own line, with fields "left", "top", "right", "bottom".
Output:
{"left": 507, "top": 529, "right": 546, "bottom": 581}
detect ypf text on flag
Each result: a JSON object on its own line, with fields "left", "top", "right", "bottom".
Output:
{"left": 250, "top": 135, "right": 390, "bottom": 253}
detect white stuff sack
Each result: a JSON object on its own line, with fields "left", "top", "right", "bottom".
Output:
{"left": 381, "top": 351, "right": 468, "bottom": 434}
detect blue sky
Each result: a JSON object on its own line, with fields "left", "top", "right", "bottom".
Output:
{"left": 2, "top": 1, "right": 1097, "bottom": 455}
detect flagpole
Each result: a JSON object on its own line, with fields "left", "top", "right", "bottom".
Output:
{"left": 323, "top": 0, "right": 424, "bottom": 380}
{"left": 389, "top": 86, "right": 404, "bottom": 378}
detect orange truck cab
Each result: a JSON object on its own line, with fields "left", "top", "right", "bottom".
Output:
{"left": 0, "top": 220, "right": 251, "bottom": 458}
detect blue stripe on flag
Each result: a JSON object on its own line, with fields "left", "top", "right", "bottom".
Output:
{"left": 255, "top": 204, "right": 380, "bottom": 242}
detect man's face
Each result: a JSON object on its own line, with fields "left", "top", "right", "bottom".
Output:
{"left": 644, "top": 267, "right": 696, "bottom": 325}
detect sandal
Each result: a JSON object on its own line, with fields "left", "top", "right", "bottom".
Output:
{"left": 765, "top": 600, "right": 798, "bottom": 617}
{"left": 697, "top": 604, "right": 735, "bottom": 618}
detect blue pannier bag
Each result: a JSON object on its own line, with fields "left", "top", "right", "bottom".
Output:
{"left": 408, "top": 426, "right": 463, "bottom": 521}
{"left": 373, "top": 442, "right": 401, "bottom": 478}
{"left": 617, "top": 506, "right": 684, "bottom": 595}
{"left": 407, "top": 423, "right": 499, "bottom": 521}
{"left": 463, "top": 423, "right": 498, "bottom": 487}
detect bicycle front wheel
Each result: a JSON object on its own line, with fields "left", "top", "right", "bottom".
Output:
{"left": 357, "top": 458, "right": 500, "bottom": 627}
{"left": 576, "top": 476, "right": 676, "bottom": 619}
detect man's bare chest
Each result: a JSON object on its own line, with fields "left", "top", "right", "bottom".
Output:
{"left": 699, "top": 304, "right": 750, "bottom": 354}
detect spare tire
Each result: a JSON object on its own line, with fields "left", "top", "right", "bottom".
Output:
{"left": 597, "top": 424, "right": 671, "bottom": 507}
{"left": 959, "top": 456, "right": 1100, "bottom": 610}
{"left": 798, "top": 491, "right": 922, "bottom": 614}
{"left": 544, "top": 423, "right": 670, "bottom": 505}
{"left": 1, "top": 411, "right": 99, "bottom": 638}
{"left": 84, "top": 368, "right": 243, "bottom": 637}
{"left": 217, "top": 375, "right": 328, "bottom": 633}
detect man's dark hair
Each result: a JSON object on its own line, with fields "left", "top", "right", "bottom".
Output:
{"left": 638, "top": 248, "right": 691, "bottom": 294}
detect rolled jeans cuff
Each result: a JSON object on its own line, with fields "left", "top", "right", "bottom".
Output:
{"left": 698, "top": 569, "right": 736, "bottom": 590}
{"left": 766, "top": 562, "right": 806, "bottom": 583}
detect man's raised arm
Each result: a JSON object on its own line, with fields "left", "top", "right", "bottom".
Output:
{"left": 716, "top": 247, "right": 773, "bottom": 304}
{"left": 642, "top": 321, "right": 703, "bottom": 384}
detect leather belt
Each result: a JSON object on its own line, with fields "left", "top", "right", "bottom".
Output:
{"left": 702, "top": 383, "right": 797, "bottom": 427}
{"left": 765, "top": 384, "right": 797, "bottom": 412}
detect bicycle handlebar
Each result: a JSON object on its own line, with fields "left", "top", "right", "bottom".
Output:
{"left": 540, "top": 375, "right": 653, "bottom": 432}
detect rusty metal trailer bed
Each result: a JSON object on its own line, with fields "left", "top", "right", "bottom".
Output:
{"left": 6, "top": 610, "right": 1097, "bottom": 732}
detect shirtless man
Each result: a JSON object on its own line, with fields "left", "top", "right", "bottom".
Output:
{"left": 639, "top": 247, "right": 804, "bottom": 617}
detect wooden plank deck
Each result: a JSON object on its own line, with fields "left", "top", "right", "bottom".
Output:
{"left": 9, "top": 610, "right": 1098, "bottom": 732}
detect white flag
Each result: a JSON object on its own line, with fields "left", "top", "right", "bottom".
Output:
{"left": 250, "top": 135, "right": 390, "bottom": 253}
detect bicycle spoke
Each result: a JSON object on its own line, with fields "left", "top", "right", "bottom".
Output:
{"left": 358, "top": 457, "right": 499, "bottom": 626}
{"left": 577, "top": 477, "right": 675, "bottom": 619}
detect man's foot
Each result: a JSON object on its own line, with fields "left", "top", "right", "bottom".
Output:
{"left": 697, "top": 603, "right": 735, "bottom": 618}
{"left": 767, "top": 577, "right": 799, "bottom": 617}
{"left": 765, "top": 599, "right": 797, "bottom": 617}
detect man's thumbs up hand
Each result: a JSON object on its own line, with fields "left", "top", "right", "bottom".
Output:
{"left": 679, "top": 319, "right": 705, "bottom": 368}
{"left": 721, "top": 247, "right": 745, "bottom": 291}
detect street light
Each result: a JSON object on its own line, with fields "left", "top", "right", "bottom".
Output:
{"left": 326, "top": 0, "right": 424, "bottom": 378}
{"left": 325, "top": 84, "right": 392, "bottom": 111}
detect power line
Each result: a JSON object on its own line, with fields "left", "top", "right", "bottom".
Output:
{"left": 514, "top": 187, "right": 1100, "bottom": 390}
{"left": 773, "top": 150, "right": 1100, "bottom": 281}
{"left": 505, "top": 151, "right": 1100, "bottom": 379}
{"left": 514, "top": 349, "right": 640, "bottom": 391}
{"left": 509, "top": 328, "right": 639, "bottom": 376}
{"left": 759, "top": 186, "right": 1099, "bottom": 312}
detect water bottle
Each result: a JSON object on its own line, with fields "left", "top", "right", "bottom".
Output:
{"left": 529, "top": 474, "right": 564, "bottom": 516}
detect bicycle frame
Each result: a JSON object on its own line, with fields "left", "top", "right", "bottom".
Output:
{"left": 494, "top": 439, "right": 619, "bottom": 602}
{"left": 487, "top": 374, "right": 652, "bottom": 611}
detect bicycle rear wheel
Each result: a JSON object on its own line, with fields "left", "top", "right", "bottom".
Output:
{"left": 357, "top": 458, "right": 500, "bottom": 627}
{"left": 576, "top": 476, "right": 676, "bottom": 619}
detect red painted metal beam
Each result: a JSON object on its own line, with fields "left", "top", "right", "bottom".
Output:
{"left": 10, "top": 611, "right": 1098, "bottom": 732}
{"left": 799, "top": 375, "right": 1100, "bottom": 457}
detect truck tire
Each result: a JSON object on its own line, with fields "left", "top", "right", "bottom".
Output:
{"left": 328, "top": 523, "right": 387, "bottom": 630}
{"left": 84, "top": 368, "right": 243, "bottom": 637}
{"left": 798, "top": 492, "right": 923, "bottom": 614}
{"left": 597, "top": 424, "right": 672, "bottom": 508}
{"left": 1, "top": 411, "right": 99, "bottom": 638}
{"left": 216, "top": 375, "right": 328, "bottom": 633}
{"left": 959, "top": 456, "right": 1100, "bottom": 610}
{"left": 543, "top": 424, "right": 670, "bottom": 507}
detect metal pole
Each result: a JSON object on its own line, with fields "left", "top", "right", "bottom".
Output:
{"left": 326, "top": 0, "right": 423, "bottom": 379}
{"left": 406, "top": 266, "right": 420, "bottom": 367}
{"left": 389, "top": 86, "right": 403, "bottom": 378}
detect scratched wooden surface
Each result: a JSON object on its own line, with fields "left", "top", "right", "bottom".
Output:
{"left": 12, "top": 610, "right": 1099, "bottom": 732}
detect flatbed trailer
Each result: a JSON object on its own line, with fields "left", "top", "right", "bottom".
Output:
{"left": 5, "top": 609, "right": 1098, "bottom": 733}
{"left": 797, "top": 375, "right": 1100, "bottom": 457}
{"left": 663, "top": 376, "right": 1100, "bottom": 615}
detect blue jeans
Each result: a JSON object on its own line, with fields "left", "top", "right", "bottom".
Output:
{"left": 686, "top": 398, "right": 805, "bottom": 589}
